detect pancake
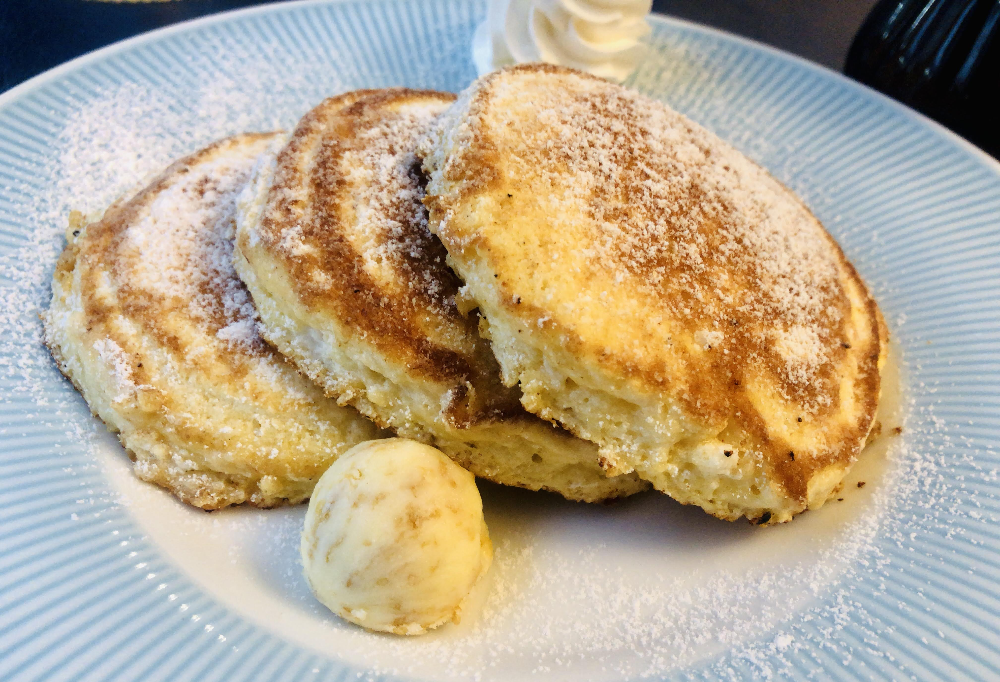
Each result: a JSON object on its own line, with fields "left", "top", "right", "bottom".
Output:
{"left": 420, "top": 65, "right": 887, "bottom": 523}
{"left": 43, "top": 134, "right": 385, "bottom": 510}
{"left": 233, "top": 89, "right": 646, "bottom": 502}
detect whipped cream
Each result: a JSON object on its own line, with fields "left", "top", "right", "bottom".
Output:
{"left": 472, "top": 0, "right": 652, "bottom": 82}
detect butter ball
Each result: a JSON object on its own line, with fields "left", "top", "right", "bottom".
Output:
{"left": 301, "top": 438, "right": 492, "bottom": 635}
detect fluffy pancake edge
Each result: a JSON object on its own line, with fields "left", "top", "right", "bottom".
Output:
{"left": 421, "top": 65, "right": 887, "bottom": 523}
{"left": 234, "top": 90, "right": 648, "bottom": 503}
{"left": 43, "top": 134, "right": 385, "bottom": 510}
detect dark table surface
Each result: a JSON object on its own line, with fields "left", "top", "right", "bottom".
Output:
{"left": 0, "top": 0, "right": 877, "bottom": 94}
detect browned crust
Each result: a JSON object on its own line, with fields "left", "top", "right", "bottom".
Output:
{"left": 425, "top": 65, "right": 885, "bottom": 504}
{"left": 77, "top": 134, "right": 281, "bottom": 383}
{"left": 261, "top": 91, "right": 465, "bottom": 379}
{"left": 253, "top": 89, "right": 529, "bottom": 425}
{"left": 44, "top": 210, "right": 288, "bottom": 511}
{"left": 43, "top": 133, "right": 358, "bottom": 510}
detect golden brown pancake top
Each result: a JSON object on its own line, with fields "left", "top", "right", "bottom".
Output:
{"left": 78, "top": 134, "right": 281, "bottom": 386}
{"left": 48, "top": 133, "right": 384, "bottom": 508}
{"left": 424, "top": 65, "right": 884, "bottom": 500}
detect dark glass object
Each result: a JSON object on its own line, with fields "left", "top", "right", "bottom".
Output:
{"left": 845, "top": 0, "right": 999, "bottom": 159}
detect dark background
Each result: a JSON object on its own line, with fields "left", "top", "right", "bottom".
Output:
{"left": 654, "top": 0, "right": 878, "bottom": 69}
{"left": 0, "top": 0, "right": 878, "bottom": 94}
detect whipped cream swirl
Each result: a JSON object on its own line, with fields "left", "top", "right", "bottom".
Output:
{"left": 472, "top": 0, "right": 652, "bottom": 82}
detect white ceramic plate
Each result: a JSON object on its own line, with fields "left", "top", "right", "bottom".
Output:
{"left": 2, "top": 1, "right": 998, "bottom": 680}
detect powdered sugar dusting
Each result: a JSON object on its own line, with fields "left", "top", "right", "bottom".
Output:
{"left": 0, "top": 32, "right": 346, "bottom": 416}
{"left": 1, "top": 13, "right": 997, "bottom": 682}
{"left": 118, "top": 144, "right": 268, "bottom": 352}
{"left": 93, "top": 337, "right": 142, "bottom": 402}
{"left": 346, "top": 103, "right": 450, "bottom": 309}
{"left": 325, "top": 354, "right": 912, "bottom": 680}
{"left": 448, "top": 71, "right": 852, "bottom": 400}
{"left": 694, "top": 329, "right": 723, "bottom": 350}
{"left": 274, "top": 95, "right": 458, "bottom": 317}
{"left": 771, "top": 324, "right": 826, "bottom": 387}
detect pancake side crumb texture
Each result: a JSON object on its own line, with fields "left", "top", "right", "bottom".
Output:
{"left": 43, "top": 134, "right": 385, "bottom": 509}
{"left": 234, "top": 89, "right": 647, "bottom": 503}
{"left": 301, "top": 438, "right": 492, "bottom": 635}
{"left": 421, "top": 65, "right": 887, "bottom": 523}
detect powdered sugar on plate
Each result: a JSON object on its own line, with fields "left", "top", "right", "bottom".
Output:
{"left": 0, "top": 35, "right": 345, "bottom": 411}
{"left": 1, "top": 12, "right": 998, "bottom": 682}
{"left": 100, "top": 358, "right": 911, "bottom": 680}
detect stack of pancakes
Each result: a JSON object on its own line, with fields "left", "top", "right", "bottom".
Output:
{"left": 43, "top": 135, "right": 386, "bottom": 509}
{"left": 233, "top": 88, "right": 644, "bottom": 503}
{"left": 45, "top": 65, "right": 885, "bottom": 522}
